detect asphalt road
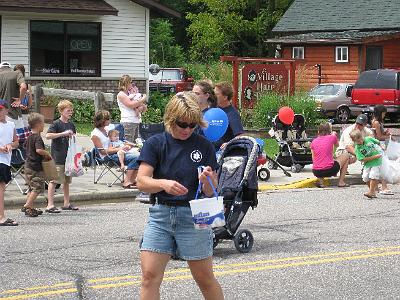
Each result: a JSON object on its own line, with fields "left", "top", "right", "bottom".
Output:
{"left": 1, "top": 185, "right": 400, "bottom": 300}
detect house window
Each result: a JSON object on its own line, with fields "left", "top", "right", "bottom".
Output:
{"left": 292, "top": 47, "right": 304, "bottom": 59}
{"left": 30, "top": 21, "right": 101, "bottom": 77}
{"left": 336, "top": 46, "right": 348, "bottom": 63}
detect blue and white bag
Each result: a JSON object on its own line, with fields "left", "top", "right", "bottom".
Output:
{"left": 189, "top": 171, "right": 225, "bottom": 230}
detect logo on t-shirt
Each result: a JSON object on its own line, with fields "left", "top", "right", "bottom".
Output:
{"left": 190, "top": 150, "right": 202, "bottom": 162}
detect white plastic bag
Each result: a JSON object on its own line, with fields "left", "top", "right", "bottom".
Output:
{"left": 65, "top": 136, "right": 84, "bottom": 177}
{"left": 380, "top": 154, "right": 400, "bottom": 184}
{"left": 386, "top": 138, "right": 400, "bottom": 160}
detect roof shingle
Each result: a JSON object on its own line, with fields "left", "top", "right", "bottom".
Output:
{"left": 273, "top": 0, "right": 400, "bottom": 33}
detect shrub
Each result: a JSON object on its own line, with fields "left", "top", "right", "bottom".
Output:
{"left": 251, "top": 92, "right": 318, "bottom": 129}
{"left": 184, "top": 61, "right": 232, "bottom": 83}
{"left": 40, "top": 80, "right": 62, "bottom": 106}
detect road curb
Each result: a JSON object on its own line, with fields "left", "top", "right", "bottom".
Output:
{"left": 5, "top": 189, "right": 139, "bottom": 207}
{"left": 259, "top": 175, "right": 364, "bottom": 191}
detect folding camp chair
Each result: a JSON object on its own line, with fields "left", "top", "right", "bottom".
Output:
{"left": 91, "top": 148, "right": 125, "bottom": 187}
{"left": 91, "top": 123, "right": 127, "bottom": 187}
{"left": 6, "top": 143, "right": 29, "bottom": 194}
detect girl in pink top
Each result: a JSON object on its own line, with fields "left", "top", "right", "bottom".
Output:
{"left": 311, "top": 123, "right": 349, "bottom": 188}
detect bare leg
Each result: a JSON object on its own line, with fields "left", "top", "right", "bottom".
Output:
{"left": 63, "top": 183, "right": 70, "bottom": 207}
{"left": 124, "top": 169, "right": 138, "bottom": 186}
{"left": 336, "top": 155, "right": 349, "bottom": 186}
{"left": 47, "top": 181, "right": 56, "bottom": 209}
{"left": 140, "top": 251, "right": 170, "bottom": 300}
{"left": 365, "top": 179, "right": 377, "bottom": 197}
{"left": 25, "top": 190, "right": 38, "bottom": 208}
{"left": 117, "top": 150, "right": 126, "bottom": 170}
{"left": 0, "top": 183, "right": 6, "bottom": 222}
{"left": 188, "top": 257, "right": 224, "bottom": 300}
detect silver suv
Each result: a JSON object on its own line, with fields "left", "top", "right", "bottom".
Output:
{"left": 309, "top": 83, "right": 355, "bottom": 123}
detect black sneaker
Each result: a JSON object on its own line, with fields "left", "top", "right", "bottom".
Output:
{"left": 25, "top": 208, "right": 39, "bottom": 217}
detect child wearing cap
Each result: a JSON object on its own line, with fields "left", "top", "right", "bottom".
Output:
{"left": 0, "top": 101, "right": 19, "bottom": 226}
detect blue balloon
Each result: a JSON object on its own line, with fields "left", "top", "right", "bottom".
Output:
{"left": 255, "top": 138, "right": 264, "bottom": 148}
{"left": 202, "top": 108, "right": 229, "bottom": 142}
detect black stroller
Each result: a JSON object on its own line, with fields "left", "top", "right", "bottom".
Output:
{"left": 213, "top": 136, "right": 259, "bottom": 253}
{"left": 268, "top": 114, "right": 313, "bottom": 173}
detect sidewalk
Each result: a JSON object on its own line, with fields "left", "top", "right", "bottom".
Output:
{"left": 4, "top": 127, "right": 364, "bottom": 207}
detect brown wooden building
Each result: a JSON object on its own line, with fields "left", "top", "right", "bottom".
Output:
{"left": 266, "top": 0, "right": 400, "bottom": 90}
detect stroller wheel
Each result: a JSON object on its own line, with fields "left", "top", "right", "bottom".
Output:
{"left": 291, "top": 164, "right": 302, "bottom": 173}
{"left": 234, "top": 229, "right": 254, "bottom": 253}
{"left": 258, "top": 168, "right": 270, "bottom": 181}
{"left": 267, "top": 160, "right": 278, "bottom": 170}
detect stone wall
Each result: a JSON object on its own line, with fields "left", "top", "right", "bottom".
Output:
{"left": 27, "top": 79, "right": 147, "bottom": 96}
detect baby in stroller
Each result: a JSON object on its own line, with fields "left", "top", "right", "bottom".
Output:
{"left": 269, "top": 114, "right": 313, "bottom": 173}
{"left": 213, "top": 136, "right": 259, "bottom": 253}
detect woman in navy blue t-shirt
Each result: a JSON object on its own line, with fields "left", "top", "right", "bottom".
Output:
{"left": 137, "top": 92, "right": 223, "bottom": 299}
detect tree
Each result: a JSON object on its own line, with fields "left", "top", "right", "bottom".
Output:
{"left": 186, "top": 0, "right": 291, "bottom": 61}
{"left": 149, "top": 19, "right": 185, "bottom": 67}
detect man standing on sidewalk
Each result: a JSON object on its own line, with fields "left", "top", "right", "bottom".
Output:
{"left": 0, "top": 62, "right": 27, "bottom": 124}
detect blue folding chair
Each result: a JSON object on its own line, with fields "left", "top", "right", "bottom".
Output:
{"left": 5, "top": 142, "right": 29, "bottom": 194}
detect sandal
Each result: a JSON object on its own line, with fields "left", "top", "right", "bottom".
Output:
{"left": 123, "top": 183, "right": 137, "bottom": 189}
{"left": 61, "top": 204, "right": 79, "bottom": 211}
{"left": 45, "top": 207, "right": 61, "bottom": 213}
{"left": 315, "top": 181, "right": 325, "bottom": 188}
{"left": 25, "top": 208, "right": 40, "bottom": 217}
{"left": 21, "top": 207, "right": 43, "bottom": 215}
{"left": 364, "top": 193, "right": 376, "bottom": 199}
{"left": 338, "top": 183, "right": 350, "bottom": 188}
{"left": 0, "top": 218, "right": 18, "bottom": 226}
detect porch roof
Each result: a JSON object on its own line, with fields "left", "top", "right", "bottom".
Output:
{"left": 0, "top": 0, "right": 118, "bottom": 16}
{"left": 0, "top": 0, "right": 181, "bottom": 18}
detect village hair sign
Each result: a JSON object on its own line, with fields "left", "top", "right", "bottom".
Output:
{"left": 241, "top": 64, "right": 289, "bottom": 108}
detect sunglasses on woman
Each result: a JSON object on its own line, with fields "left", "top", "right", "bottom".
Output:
{"left": 175, "top": 120, "right": 197, "bottom": 129}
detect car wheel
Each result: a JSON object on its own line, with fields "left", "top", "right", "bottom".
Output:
{"left": 335, "top": 107, "right": 350, "bottom": 124}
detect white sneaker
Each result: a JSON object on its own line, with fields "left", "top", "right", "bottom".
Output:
{"left": 379, "top": 190, "right": 394, "bottom": 195}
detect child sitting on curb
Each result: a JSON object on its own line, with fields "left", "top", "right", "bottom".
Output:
{"left": 350, "top": 129, "right": 383, "bottom": 199}
{"left": 108, "top": 129, "right": 140, "bottom": 172}
{"left": 22, "top": 113, "right": 52, "bottom": 217}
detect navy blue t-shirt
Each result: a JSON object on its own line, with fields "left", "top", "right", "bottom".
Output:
{"left": 137, "top": 132, "right": 218, "bottom": 203}
{"left": 213, "top": 105, "right": 244, "bottom": 150}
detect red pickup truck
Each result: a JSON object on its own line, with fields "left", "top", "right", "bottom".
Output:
{"left": 149, "top": 68, "right": 194, "bottom": 94}
{"left": 348, "top": 69, "right": 400, "bottom": 120}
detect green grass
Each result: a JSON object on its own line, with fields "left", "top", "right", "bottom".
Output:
{"left": 263, "top": 138, "right": 279, "bottom": 158}
{"left": 75, "top": 123, "right": 92, "bottom": 136}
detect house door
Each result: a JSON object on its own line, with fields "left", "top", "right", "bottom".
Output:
{"left": 365, "top": 46, "right": 383, "bottom": 70}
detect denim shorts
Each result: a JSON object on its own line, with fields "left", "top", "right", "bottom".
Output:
{"left": 140, "top": 204, "right": 213, "bottom": 260}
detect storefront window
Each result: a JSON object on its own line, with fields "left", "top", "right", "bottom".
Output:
{"left": 30, "top": 21, "right": 101, "bottom": 77}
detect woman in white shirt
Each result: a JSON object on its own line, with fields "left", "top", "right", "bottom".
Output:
{"left": 90, "top": 110, "right": 138, "bottom": 189}
{"left": 117, "top": 75, "right": 147, "bottom": 142}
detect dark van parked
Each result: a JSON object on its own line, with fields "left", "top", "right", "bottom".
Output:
{"left": 349, "top": 69, "right": 400, "bottom": 120}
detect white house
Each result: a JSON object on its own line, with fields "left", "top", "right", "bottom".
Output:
{"left": 0, "top": 0, "right": 180, "bottom": 93}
